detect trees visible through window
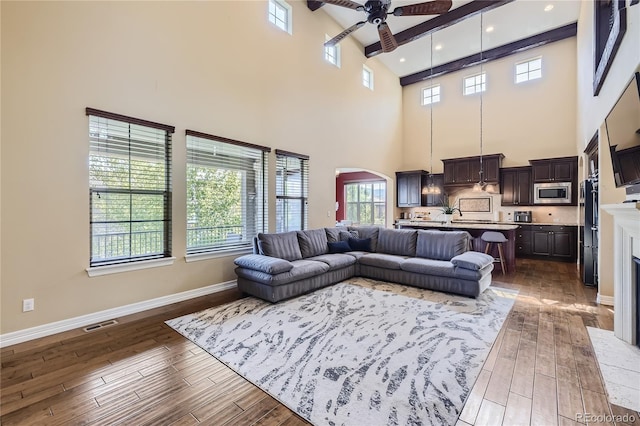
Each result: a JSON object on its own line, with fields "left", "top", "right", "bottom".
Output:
{"left": 87, "top": 108, "right": 174, "bottom": 267}
{"left": 186, "top": 131, "right": 269, "bottom": 254}
{"left": 345, "top": 181, "right": 386, "bottom": 226}
{"left": 515, "top": 57, "right": 542, "bottom": 83}
{"left": 464, "top": 72, "right": 486, "bottom": 95}
{"left": 276, "top": 150, "right": 308, "bottom": 233}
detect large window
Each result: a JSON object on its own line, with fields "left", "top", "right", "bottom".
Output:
{"left": 186, "top": 131, "right": 269, "bottom": 254}
{"left": 276, "top": 150, "right": 308, "bottom": 233}
{"left": 345, "top": 181, "right": 386, "bottom": 226}
{"left": 87, "top": 108, "right": 174, "bottom": 267}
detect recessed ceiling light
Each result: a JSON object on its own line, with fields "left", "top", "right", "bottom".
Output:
{"left": 544, "top": 4, "right": 554, "bottom": 12}
{"left": 435, "top": 44, "right": 443, "bottom": 50}
{"left": 400, "top": 57, "right": 406, "bottom": 62}
{"left": 485, "top": 26, "right": 494, "bottom": 33}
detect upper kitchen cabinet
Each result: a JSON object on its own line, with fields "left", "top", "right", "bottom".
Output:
{"left": 530, "top": 156, "right": 577, "bottom": 183}
{"left": 396, "top": 170, "right": 428, "bottom": 207}
{"left": 501, "top": 166, "right": 532, "bottom": 206}
{"left": 442, "top": 154, "right": 504, "bottom": 187}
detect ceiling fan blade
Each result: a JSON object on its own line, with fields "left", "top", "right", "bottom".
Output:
{"left": 321, "top": 0, "right": 365, "bottom": 11}
{"left": 377, "top": 23, "right": 398, "bottom": 53}
{"left": 392, "top": 0, "right": 453, "bottom": 16}
{"left": 325, "top": 21, "right": 366, "bottom": 47}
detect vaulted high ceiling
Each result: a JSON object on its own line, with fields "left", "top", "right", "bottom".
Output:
{"left": 309, "top": 0, "right": 581, "bottom": 80}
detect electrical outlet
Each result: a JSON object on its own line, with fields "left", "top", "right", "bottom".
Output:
{"left": 23, "top": 298, "right": 35, "bottom": 312}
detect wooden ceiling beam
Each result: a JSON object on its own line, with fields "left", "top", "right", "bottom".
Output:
{"left": 399, "top": 23, "right": 577, "bottom": 86}
{"left": 365, "top": 0, "right": 514, "bottom": 58}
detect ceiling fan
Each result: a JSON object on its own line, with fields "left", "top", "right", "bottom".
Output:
{"left": 323, "top": 0, "right": 453, "bottom": 53}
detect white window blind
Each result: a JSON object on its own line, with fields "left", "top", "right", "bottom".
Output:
{"left": 276, "top": 150, "right": 309, "bottom": 233}
{"left": 87, "top": 108, "right": 174, "bottom": 267}
{"left": 186, "top": 130, "right": 269, "bottom": 254}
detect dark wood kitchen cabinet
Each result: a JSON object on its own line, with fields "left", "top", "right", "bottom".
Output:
{"left": 501, "top": 166, "right": 532, "bottom": 206}
{"left": 515, "top": 224, "right": 532, "bottom": 256}
{"left": 530, "top": 156, "right": 577, "bottom": 183}
{"left": 530, "top": 225, "right": 576, "bottom": 261}
{"left": 442, "top": 154, "right": 503, "bottom": 186}
{"left": 396, "top": 170, "right": 428, "bottom": 207}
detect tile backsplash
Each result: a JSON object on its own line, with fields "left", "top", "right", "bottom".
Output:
{"left": 400, "top": 187, "right": 579, "bottom": 224}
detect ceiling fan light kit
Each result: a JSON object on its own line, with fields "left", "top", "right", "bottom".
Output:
{"left": 324, "top": 0, "right": 453, "bottom": 53}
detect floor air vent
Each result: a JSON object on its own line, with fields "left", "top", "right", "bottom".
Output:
{"left": 83, "top": 319, "right": 118, "bottom": 332}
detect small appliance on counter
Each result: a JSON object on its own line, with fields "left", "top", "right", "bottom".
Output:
{"left": 513, "top": 211, "right": 532, "bottom": 223}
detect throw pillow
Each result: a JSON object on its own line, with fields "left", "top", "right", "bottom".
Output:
{"left": 327, "top": 241, "right": 351, "bottom": 254}
{"left": 348, "top": 237, "right": 372, "bottom": 252}
{"left": 339, "top": 230, "right": 358, "bottom": 242}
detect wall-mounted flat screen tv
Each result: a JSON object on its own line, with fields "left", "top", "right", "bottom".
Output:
{"left": 606, "top": 71, "right": 640, "bottom": 188}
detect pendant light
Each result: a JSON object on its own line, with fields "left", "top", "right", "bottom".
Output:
{"left": 473, "top": 13, "right": 486, "bottom": 193}
{"left": 426, "top": 33, "right": 441, "bottom": 195}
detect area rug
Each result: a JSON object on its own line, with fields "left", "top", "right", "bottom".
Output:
{"left": 166, "top": 279, "right": 517, "bottom": 425}
{"left": 587, "top": 327, "right": 640, "bottom": 411}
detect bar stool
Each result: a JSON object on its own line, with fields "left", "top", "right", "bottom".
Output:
{"left": 481, "top": 231, "right": 507, "bottom": 275}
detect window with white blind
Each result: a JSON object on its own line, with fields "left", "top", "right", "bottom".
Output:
{"left": 276, "top": 150, "right": 308, "bottom": 233}
{"left": 87, "top": 108, "right": 174, "bottom": 267}
{"left": 186, "top": 130, "right": 269, "bottom": 255}
{"left": 345, "top": 181, "right": 386, "bottom": 226}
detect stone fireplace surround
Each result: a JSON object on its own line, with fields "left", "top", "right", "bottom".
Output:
{"left": 601, "top": 202, "right": 640, "bottom": 345}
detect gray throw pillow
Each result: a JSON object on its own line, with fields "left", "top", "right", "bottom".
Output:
{"left": 257, "top": 231, "right": 302, "bottom": 261}
{"left": 297, "top": 229, "right": 328, "bottom": 258}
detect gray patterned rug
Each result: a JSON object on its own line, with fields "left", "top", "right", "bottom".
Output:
{"left": 166, "top": 278, "right": 517, "bottom": 425}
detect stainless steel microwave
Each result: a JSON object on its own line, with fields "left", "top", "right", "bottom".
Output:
{"left": 534, "top": 182, "right": 572, "bottom": 204}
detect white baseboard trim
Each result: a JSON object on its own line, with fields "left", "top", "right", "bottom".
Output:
{"left": 0, "top": 280, "right": 237, "bottom": 348}
{"left": 597, "top": 293, "right": 614, "bottom": 307}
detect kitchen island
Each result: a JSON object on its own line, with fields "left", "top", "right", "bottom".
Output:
{"left": 395, "top": 220, "right": 519, "bottom": 273}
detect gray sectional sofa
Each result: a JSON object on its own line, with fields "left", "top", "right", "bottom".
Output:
{"left": 234, "top": 226, "right": 495, "bottom": 303}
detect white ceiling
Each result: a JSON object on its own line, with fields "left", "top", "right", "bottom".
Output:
{"left": 319, "top": 0, "right": 582, "bottom": 77}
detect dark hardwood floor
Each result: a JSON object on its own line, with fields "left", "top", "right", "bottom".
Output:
{"left": 1, "top": 259, "right": 638, "bottom": 425}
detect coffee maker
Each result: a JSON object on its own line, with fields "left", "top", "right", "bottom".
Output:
{"left": 514, "top": 211, "right": 532, "bottom": 223}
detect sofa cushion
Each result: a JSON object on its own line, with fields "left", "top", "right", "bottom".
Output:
{"left": 451, "top": 251, "right": 494, "bottom": 270}
{"left": 454, "top": 263, "right": 493, "bottom": 280}
{"left": 257, "top": 231, "right": 302, "bottom": 261}
{"left": 358, "top": 253, "right": 407, "bottom": 270}
{"left": 325, "top": 228, "right": 357, "bottom": 243}
{"left": 307, "top": 253, "right": 356, "bottom": 271}
{"left": 348, "top": 237, "right": 372, "bottom": 252}
{"left": 235, "top": 259, "right": 329, "bottom": 286}
{"left": 348, "top": 226, "right": 379, "bottom": 251}
{"left": 297, "top": 229, "right": 328, "bottom": 258}
{"left": 328, "top": 241, "right": 351, "bottom": 253}
{"left": 234, "top": 254, "right": 293, "bottom": 274}
{"left": 416, "top": 230, "right": 468, "bottom": 261}
{"left": 376, "top": 228, "right": 417, "bottom": 257}
{"left": 400, "top": 257, "right": 456, "bottom": 277}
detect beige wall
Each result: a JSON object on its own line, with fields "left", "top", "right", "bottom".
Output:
{"left": 0, "top": 1, "right": 403, "bottom": 334}
{"left": 575, "top": 0, "right": 640, "bottom": 301}
{"left": 402, "top": 38, "right": 578, "bottom": 173}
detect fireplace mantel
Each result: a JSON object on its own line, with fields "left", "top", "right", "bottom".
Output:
{"left": 601, "top": 202, "right": 640, "bottom": 345}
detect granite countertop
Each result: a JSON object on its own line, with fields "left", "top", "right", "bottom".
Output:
{"left": 396, "top": 220, "right": 519, "bottom": 231}
{"left": 395, "top": 219, "right": 579, "bottom": 230}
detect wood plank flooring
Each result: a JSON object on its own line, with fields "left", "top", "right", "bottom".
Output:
{"left": 2, "top": 258, "right": 639, "bottom": 425}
